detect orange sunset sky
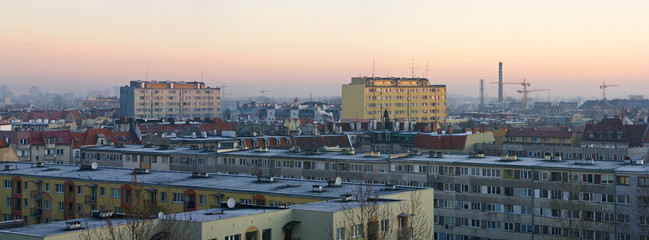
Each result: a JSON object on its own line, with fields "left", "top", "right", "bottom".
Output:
{"left": 1, "top": 0, "right": 648, "bottom": 100}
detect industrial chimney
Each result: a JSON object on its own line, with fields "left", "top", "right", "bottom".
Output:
{"left": 498, "top": 62, "right": 503, "bottom": 102}
{"left": 480, "top": 79, "right": 484, "bottom": 111}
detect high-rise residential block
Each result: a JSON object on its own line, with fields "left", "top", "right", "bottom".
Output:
{"left": 342, "top": 77, "right": 446, "bottom": 122}
{"left": 119, "top": 81, "right": 221, "bottom": 120}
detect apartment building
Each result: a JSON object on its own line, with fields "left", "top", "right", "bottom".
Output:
{"left": 0, "top": 161, "right": 432, "bottom": 233}
{"left": 119, "top": 80, "right": 221, "bottom": 120}
{"left": 342, "top": 77, "right": 447, "bottom": 122}
{"left": 0, "top": 187, "right": 433, "bottom": 240}
{"left": 82, "top": 144, "right": 649, "bottom": 239}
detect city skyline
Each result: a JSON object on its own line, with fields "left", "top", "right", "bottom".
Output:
{"left": 1, "top": 0, "right": 648, "bottom": 100}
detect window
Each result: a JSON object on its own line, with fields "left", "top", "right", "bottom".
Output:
{"left": 504, "top": 222, "right": 515, "bottom": 231}
{"left": 639, "top": 177, "right": 649, "bottom": 186}
{"left": 617, "top": 195, "right": 629, "bottom": 204}
{"left": 380, "top": 219, "right": 389, "bottom": 232}
{"left": 111, "top": 188, "right": 121, "bottom": 198}
{"left": 225, "top": 235, "right": 241, "bottom": 240}
{"left": 59, "top": 202, "right": 64, "bottom": 211}
{"left": 55, "top": 184, "right": 64, "bottom": 193}
{"left": 161, "top": 192, "right": 167, "bottom": 202}
{"left": 262, "top": 229, "right": 271, "bottom": 240}
{"left": 199, "top": 195, "right": 206, "bottom": 205}
{"left": 521, "top": 224, "right": 533, "bottom": 233}
{"left": 100, "top": 187, "right": 105, "bottom": 197}
{"left": 77, "top": 186, "right": 83, "bottom": 195}
{"left": 520, "top": 188, "right": 533, "bottom": 197}
{"left": 45, "top": 183, "right": 50, "bottom": 192}
{"left": 24, "top": 199, "right": 28, "bottom": 208}
{"left": 616, "top": 176, "right": 630, "bottom": 185}
{"left": 77, "top": 204, "right": 83, "bottom": 214}
{"left": 520, "top": 170, "right": 532, "bottom": 179}
{"left": 3, "top": 180, "right": 10, "bottom": 189}
{"left": 336, "top": 228, "right": 345, "bottom": 240}
{"left": 5, "top": 197, "right": 10, "bottom": 206}
{"left": 173, "top": 193, "right": 183, "bottom": 203}
{"left": 23, "top": 182, "right": 28, "bottom": 191}
{"left": 45, "top": 201, "right": 50, "bottom": 210}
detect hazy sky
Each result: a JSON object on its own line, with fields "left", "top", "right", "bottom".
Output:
{"left": 1, "top": 1, "right": 648, "bottom": 101}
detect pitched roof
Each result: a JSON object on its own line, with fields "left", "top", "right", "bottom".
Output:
{"left": 582, "top": 118, "right": 649, "bottom": 145}
{"left": 413, "top": 134, "right": 467, "bottom": 150}
{"left": 29, "top": 130, "right": 72, "bottom": 145}
{"left": 291, "top": 135, "right": 352, "bottom": 149}
{"left": 505, "top": 129, "right": 573, "bottom": 138}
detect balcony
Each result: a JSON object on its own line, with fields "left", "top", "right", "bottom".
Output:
{"left": 30, "top": 190, "right": 42, "bottom": 199}
{"left": 45, "top": 143, "right": 56, "bottom": 149}
{"left": 397, "top": 227, "right": 413, "bottom": 240}
{"left": 30, "top": 208, "right": 42, "bottom": 217}
{"left": 17, "top": 144, "right": 30, "bottom": 150}
{"left": 85, "top": 195, "right": 97, "bottom": 204}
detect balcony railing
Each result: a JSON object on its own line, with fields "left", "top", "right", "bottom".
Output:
{"left": 30, "top": 190, "right": 42, "bottom": 199}
{"left": 397, "top": 227, "right": 413, "bottom": 240}
{"left": 30, "top": 208, "right": 42, "bottom": 217}
{"left": 85, "top": 195, "right": 97, "bottom": 204}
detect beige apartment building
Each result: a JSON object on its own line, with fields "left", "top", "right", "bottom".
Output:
{"left": 119, "top": 80, "right": 221, "bottom": 120}
{"left": 342, "top": 76, "right": 447, "bottom": 122}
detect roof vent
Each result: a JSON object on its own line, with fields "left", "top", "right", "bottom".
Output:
{"left": 65, "top": 220, "right": 82, "bottom": 230}
{"left": 341, "top": 148, "right": 356, "bottom": 155}
{"left": 365, "top": 151, "right": 381, "bottom": 158}
{"left": 327, "top": 177, "right": 342, "bottom": 187}
{"left": 158, "top": 144, "right": 171, "bottom": 150}
{"left": 31, "top": 162, "right": 45, "bottom": 168}
{"left": 80, "top": 162, "right": 98, "bottom": 171}
{"left": 257, "top": 176, "right": 274, "bottom": 183}
{"left": 134, "top": 168, "right": 150, "bottom": 174}
{"left": 499, "top": 155, "right": 517, "bottom": 161}
{"left": 92, "top": 210, "right": 115, "bottom": 219}
{"left": 383, "top": 183, "right": 397, "bottom": 191}
{"left": 4, "top": 165, "right": 13, "bottom": 171}
{"left": 544, "top": 152, "right": 562, "bottom": 161}
{"left": 192, "top": 172, "right": 209, "bottom": 178}
{"left": 428, "top": 151, "right": 444, "bottom": 158}
{"left": 469, "top": 151, "right": 485, "bottom": 158}
{"left": 306, "top": 149, "right": 322, "bottom": 155}
{"left": 340, "top": 194, "right": 353, "bottom": 202}
{"left": 204, "top": 210, "right": 224, "bottom": 215}
{"left": 312, "top": 185, "right": 323, "bottom": 192}
{"left": 576, "top": 158, "right": 595, "bottom": 165}
{"left": 255, "top": 147, "right": 268, "bottom": 152}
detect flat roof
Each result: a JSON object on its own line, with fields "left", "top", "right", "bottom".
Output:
{"left": 221, "top": 149, "right": 649, "bottom": 173}
{"left": 0, "top": 162, "right": 419, "bottom": 200}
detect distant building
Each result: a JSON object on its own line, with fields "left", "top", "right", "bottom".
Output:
{"left": 82, "top": 96, "right": 119, "bottom": 109}
{"left": 119, "top": 80, "right": 221, "bottom": 120}
{"left": 342, "top": 77, "right": 447, "bottom": 122}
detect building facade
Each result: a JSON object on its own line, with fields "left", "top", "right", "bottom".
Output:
{"left": 342, "top": 77, "right": 447, "bottom": 122}
{"left": 119, "top": 80, "right": 221, "bottom": 120}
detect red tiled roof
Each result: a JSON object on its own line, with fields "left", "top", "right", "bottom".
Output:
{"left": 582, "top": 118, "right": 649, "bottom": 145}
{"left": 413, "top": 134, "right": 467, "bottom": 150}
{"left": 292, "top": 135, "right": 352, "bottom": 149}
{"left": 0, "top": 140, "right": 8, "bottom": 148}
{"left": 29, "top": 130, "right": 72, "bottom": 146}
{"left": 70, "top": 132, "right": 85, "bottom": 148}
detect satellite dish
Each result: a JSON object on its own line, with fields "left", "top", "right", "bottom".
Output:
{"left": 157, "top": 212, "right": 164, "bottom": 218}
{"left": 335, "top": 177, "right": 342, "bottom": 186}
{"left": 91, "top": 162, "right": 98, "bottom": 170}
{"left": 226, "top": 198, "right": 236, "bottom": 209}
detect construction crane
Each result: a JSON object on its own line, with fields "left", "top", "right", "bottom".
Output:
{"left": 260, "top": 89, "right": 274, "bottom": 97}
{"left": 517, "top": 88, "right": 549, "bottom": 112}
{"left": 600, "top": 81, "right": 619, "bottom": 100}
{"left": 490, "top": 78, "right": 532, "bottom": 99}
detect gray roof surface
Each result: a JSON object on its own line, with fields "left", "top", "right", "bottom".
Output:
{"left": 0, "top": 162, "right": 419, "bottom": 200}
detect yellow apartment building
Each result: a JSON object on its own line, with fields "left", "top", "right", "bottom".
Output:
{"left": 119, "top": 80, "right": 221, "bottom": 120}
{"left": 342, "top": 77, "right": 447, "bottom": 122}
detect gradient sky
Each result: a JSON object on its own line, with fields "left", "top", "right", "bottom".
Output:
{"left": 1, "top": 0, "right": 648, "bottom": 101}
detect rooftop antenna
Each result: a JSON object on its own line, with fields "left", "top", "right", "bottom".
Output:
{"left": 411, "top": 59, "right": 415, "bottom": 78}
{"left": 425, "top": 60, "right": 429, "bottom": 79}
{"left": 372, "top": 59, "right": 375, "bottom": 78}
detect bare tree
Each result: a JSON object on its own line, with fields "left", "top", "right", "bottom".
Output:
{"left": 338, "top": 182, "right": 394, "bottom": 240}
{"left": 398, "top": 190, "right": 431, "bottom": 240}
{"left": 78, "top": 172, "right": 194, "bottom": 240}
